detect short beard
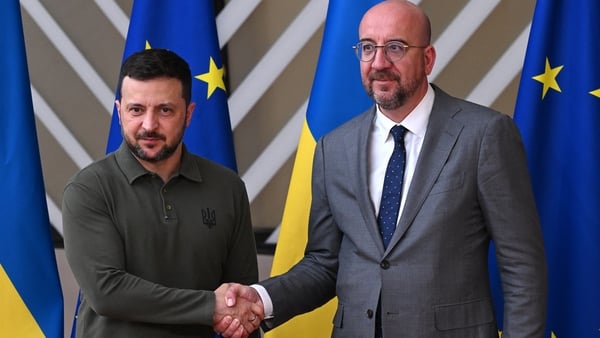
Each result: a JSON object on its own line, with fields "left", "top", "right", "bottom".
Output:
{"left": 365, "top": 71, "right": 421, "bottom": 110}
{"left": 125, "top": 130, "right": 183, "bottom": 163}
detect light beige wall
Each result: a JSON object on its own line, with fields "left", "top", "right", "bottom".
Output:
{"left": 22, "top": 0, "right": 535, "bottom": 233}
{"left": 21, "top": 1, "right": 535, "bottom": 336}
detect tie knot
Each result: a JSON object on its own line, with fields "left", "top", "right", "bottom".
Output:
{"left": 390, "top": 125, "right": 407, "bottom": 143}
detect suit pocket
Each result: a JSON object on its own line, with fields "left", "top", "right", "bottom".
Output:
{"left": 433, "top": 298, "right": 494, "bottom": 331}
{"left": 429, "top": 172, "right": 464, "bottom": 195}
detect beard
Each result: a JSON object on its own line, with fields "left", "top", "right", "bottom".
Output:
{"left": 124, "top": 127, "right": 185, "bottom": 163}
{"left": 365, "top": 70, "right": 421, "bottom": 110}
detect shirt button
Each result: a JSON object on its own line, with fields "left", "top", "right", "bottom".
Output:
{"left": 380, "top": 260, "right": 390, "bottom": 269}
{"left": 367, "top": 309, "right": 374, "bottom": 318}
{"left": 166, "top": 204, "right": 172, "bottom": 210}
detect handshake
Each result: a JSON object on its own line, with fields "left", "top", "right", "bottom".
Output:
{"left": 213, "top": 283, "right": 265, "bottom": 338}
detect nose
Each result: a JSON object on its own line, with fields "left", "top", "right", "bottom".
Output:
{"left": 370, "top": 46, "right": 392, "bottom": 69}
{"left": 142, "top": 111, "right": 158, "bottom": 131}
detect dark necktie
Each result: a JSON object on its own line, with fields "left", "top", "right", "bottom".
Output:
{"left": 377, "top": 125, "right": 407, "bottom": 249}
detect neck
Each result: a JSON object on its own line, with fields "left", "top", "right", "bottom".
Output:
{"left": 137, "top": 146, "right": 183, "bottom": 182}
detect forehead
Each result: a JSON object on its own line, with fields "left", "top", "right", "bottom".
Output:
{"left": 120, "top": 76, "right": 184, "bottom": 100}
{"left": 359, "top": 2, "right": 424, "bottom": 42}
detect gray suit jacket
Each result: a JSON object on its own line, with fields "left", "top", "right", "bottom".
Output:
{"left": 261, "top": 85, "right": 547, "bottom": 337}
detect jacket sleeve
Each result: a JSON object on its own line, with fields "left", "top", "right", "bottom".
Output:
{"left": 260, "top": 138, "right": 339, "bottom": 330}
{"left": 478, "top": 114, "right": 547, "bottom": 337}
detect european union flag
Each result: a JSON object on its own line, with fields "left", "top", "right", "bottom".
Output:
{"left": 106, "top": 0, "right": 237, "bottom": 171}
{"left": 512, "top": 0, "right": 600, "bottom": 336}
{"left": 0, "top": 1, "right": 64, "bottom": 337}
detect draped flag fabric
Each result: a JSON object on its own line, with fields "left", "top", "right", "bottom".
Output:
{"left": 266, "top": 1, "right": 379, "bottom": 337}
{"left": 491, "top": 0, "right": 600, "bottom": 336}
{"left": 0, "top": 1, "right": 64, "bottom": 337}
{"left": 106, "top": 0, "right": 237, "bottom": 171}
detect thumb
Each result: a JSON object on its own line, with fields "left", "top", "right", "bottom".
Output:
{"left": 225, "top": 284, "right": 239, "bottom": 307}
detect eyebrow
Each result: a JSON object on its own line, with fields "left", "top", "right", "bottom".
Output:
{"left": 358, "top": 38, "right": 409, "bottom": 45}
{"left": 125, "top": 102, "right": 176, "bottom": 109}
{"left": 125, "top": 103, "right": 144, "bottom": 109}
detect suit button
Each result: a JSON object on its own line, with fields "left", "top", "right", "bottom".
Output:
{"left": 367, "top": 309, "right": 374, "bottom": 318}
{"left": 380, "top": 260, "right": 390, "bottom": 269}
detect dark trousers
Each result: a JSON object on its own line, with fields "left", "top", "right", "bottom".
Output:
{"left": 375, "top": 298, "right": 383, "bottom": 338}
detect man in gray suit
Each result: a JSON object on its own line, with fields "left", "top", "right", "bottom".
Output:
{"left": 216, "top": 1, "right": 547, "bottom": 337}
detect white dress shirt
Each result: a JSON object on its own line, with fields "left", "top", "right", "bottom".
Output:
{"left": 369, "top": 84, "right": 434, "bottom": 221}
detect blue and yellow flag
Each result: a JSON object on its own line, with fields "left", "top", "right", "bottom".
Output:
{"left": 106, "top": 0, "right": 237, "bottom": 171}
{"left": 267, "top": 1, "right": 379, "bottom": 337}
{"left": 0, "top": 1, "right": 64, "bottom": 337}
{"left": 509, "top": 0, "right": 600, "bottom": 336}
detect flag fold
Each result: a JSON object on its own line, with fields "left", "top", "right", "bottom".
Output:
{"left": 267, "top": 1, "right": 379, "bottom": 337}
{"left": 0, "top": 1, "right": 64, "bottom": 337}
{"left": 507, "top": 0, "right": 600, "bottom": 336}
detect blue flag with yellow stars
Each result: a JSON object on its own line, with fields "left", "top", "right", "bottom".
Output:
{"left": 106, "top": 0, "right": 237, "bottom": 171}
{"left": 493, "top": 0, "right": 600, "bottom": 336}
{"left": 0, "top": 0, "right": 64, "bottom": 336}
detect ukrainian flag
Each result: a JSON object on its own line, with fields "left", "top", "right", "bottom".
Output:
{"left": 266, "top": 1, "right": 380, "bottom": 337}
{"left": 0, "top": 1, "right": 64, "bottom": 337}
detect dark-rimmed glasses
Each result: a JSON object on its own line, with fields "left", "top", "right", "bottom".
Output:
{"left": 353, "top": 41, "right": 427, "bottom": 62}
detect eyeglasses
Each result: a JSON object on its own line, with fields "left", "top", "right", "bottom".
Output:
{"left": 353, "top": 41, "right": 428, "bottom": 62}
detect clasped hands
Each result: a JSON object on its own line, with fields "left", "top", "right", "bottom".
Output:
{"left": 213, "top": 283, "right": 264, "bottom": 338}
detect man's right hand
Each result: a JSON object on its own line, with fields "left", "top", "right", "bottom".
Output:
{"left": 213, "top": 283, "right": 264, "bottom": 338}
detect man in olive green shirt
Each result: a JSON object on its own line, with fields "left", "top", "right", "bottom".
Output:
{"left": 63, "top": 49, "right": 261, "bottom": 338}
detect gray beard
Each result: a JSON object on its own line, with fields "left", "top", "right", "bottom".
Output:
{"left": 365, "top": 73, "right": 420, "bottom": 111}
{"left": 370, "top": 88, "right": 408, "bottom": 110}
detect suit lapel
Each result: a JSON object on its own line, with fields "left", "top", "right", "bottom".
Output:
{"left": 343, "top": 107, "right": 386, "bottom": 252}
{"left": 386, "top": 88, "right": 464, "bottom": 253}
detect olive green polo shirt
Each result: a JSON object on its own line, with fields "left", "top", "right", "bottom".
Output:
{"left": 63, "top": 143, "right": 259, "bottom": 338}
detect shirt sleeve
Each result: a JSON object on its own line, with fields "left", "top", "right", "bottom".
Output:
{"left": 62, "top": 179, "right": 216, "bottom": 325}
{"left": 250, "top": 284, "right": 274, "bottom": 318}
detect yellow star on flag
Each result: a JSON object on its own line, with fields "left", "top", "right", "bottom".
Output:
{"left": 195, "top": 57, "right": 226, "bottom": 99}
{"left": 590, "top": 88, "right": 600, "bottom": 98}
{"left": 532, "top": 57, "right": 563, "bottom": 99}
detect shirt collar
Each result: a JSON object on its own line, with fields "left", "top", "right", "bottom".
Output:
{"left": 115, "top": 142, "right": 203, "bottom": 184}
{"left": 375, "top": 84, "right": 435, "bottom": 140}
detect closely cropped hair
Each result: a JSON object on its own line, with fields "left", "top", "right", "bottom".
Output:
{"left": 117, "top": 48, "right": 192, "bottom": 105}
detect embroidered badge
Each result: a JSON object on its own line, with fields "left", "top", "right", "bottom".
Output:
{"left": 201, "top": 208, "right": 216, "bottom": 228}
